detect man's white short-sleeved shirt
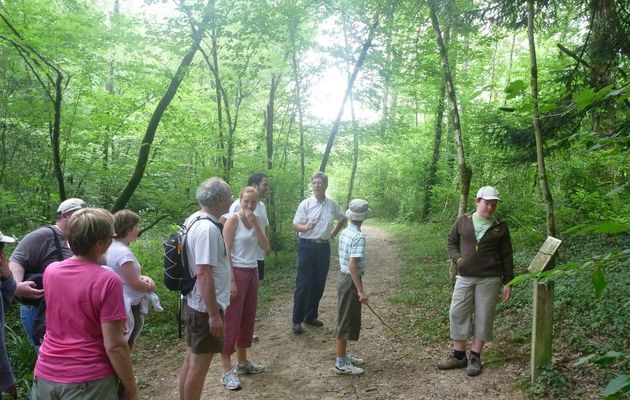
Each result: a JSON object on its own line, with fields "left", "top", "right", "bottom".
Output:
{"left": 183, "top": 211, "right": 230, "bottom": 313}
{"left": 293, "top": 196, "right": 346, "bottom": 240}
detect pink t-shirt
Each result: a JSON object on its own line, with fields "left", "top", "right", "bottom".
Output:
{"left": 35, "top": 258, "right": 126, "bottom": 383}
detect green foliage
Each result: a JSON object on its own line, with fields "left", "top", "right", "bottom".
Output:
{"left": 526, "top": 364, "right": 572, "bottom": 399}
{"left": 5, "top": 324, "right": 36, "bottom": 398}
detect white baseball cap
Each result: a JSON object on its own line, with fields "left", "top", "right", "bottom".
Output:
{"left": 476, "top": 186, "right": 501, "bottom": 201}
{"left": 57, "top": 198, "right": 87, "bottom": 215}
{"left": 0, "top": 231, "right": 16, "bottom": 244}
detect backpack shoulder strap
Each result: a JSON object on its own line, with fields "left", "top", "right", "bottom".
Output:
{"left": 47, "top": 226, "right": 65, "bottom": 262}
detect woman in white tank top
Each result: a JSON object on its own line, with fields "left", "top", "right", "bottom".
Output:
{"left": 219, "top": 186, "right": 271, "bottom": 390}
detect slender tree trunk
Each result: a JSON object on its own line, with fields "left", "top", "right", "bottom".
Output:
{"left": 112, "top": 1, "right": 213, "bottom": 212}
{"left": 291, "top": 51, "right": 306, "bottom": 197}
{"left": 504, "top": 34, "right": 516, "bottom": 106}
{"left": 51, "top": 71, "right": 66, "bottom": 200}
{"left": 428, "top": 0, "right": 471, "bottom": 216}
{"left": 341, "top": 16, "right": 360, "bottom": 207}
{"left": 527, "top": 0, "right": 556, "bottom": 238}
{"left": 320, "top": 0, "right": 398, "bottom": 172}
{"left": 265, "top": 75, "right": 278, "bottom": 170}
{"left": 346, "top": 99, "right": 359, "bottom": 208}
{"left": 209, "top": 2, "right": 226, "bottom": 175}
{"left": 589, "top": 0, "right": 618, "bottom": 135}
{"left": 422, "top": 80, "right": 446, "bottom": 221}
{"left": 489, "top": 39, "right": 498, "bottom": 103}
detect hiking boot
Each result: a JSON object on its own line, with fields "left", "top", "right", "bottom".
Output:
{"left": 335, "top": 362, "right": 364, "bottom": 375}
{"left": 437, "top": 353, "right": 468, "bottom": 370}
{"left": 347, "top": 354, "right": 365, "bottom": 366}
{"left": 221, "top": 370, "right": 241, "bottom": 390}
{"left": 235, "top": 360, "right": 265, "bottom": 375}
{"left": 304, "top": 318, "right": 324, "bottom": 327}
{"left": 292, "top": 323, "right": 304, "bottom": 334}
{"left": 467, "top": 353, "right": 482, "bottom": 377}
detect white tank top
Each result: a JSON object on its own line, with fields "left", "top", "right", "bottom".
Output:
{"left": 230, "top": 215, "right": 259, "bottom": 268}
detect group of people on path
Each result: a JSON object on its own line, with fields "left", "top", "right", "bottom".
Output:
{"left": 0, "top": 168, "right": 514, "bottom": 399}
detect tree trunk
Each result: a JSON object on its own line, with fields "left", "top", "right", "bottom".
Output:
{"left": 289, "top": 23, "right": 307, "bottom": 198}
{"left": 422, "top": 80, "right": 446, "bottom": 221}
{"left": 265, "top": 75, "right": 278, "bottom": 170}
{"left": 112, "top": 1, "right": 213, "bottom": 212}
{"left": 589, "top": 0, "right": 620, "bottom": 135}
{"left": 51, "top": 70, "right": 66, "bottom": 200}
{"left": 428, "top": 0, "right": 471, "bottom": 216}
{"left": 527, "top": 0, "right": 556, "bottom": 238}
{"left": 341, "top": 16, "right": 360, "bottom": 207}
{"left": 319, "top": 1, "right": 394, "bottom": 173}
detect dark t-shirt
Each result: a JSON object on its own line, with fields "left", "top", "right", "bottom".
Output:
{"left": 9, "top": 226, "right": 73, "bottom": 275}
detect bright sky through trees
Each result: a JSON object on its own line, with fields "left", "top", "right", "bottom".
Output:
{"left": 106, "top": 0, "right": 378, "bottom": 123}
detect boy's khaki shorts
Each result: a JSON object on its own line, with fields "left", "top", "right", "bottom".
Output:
{"left": 335, "top": 273, "right": 362, "bottom": 341}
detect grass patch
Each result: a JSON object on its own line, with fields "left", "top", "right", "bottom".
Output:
{"left": 371, "top": 219, "right": 452, "bottom": 343}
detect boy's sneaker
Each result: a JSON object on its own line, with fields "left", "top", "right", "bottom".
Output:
{"left": 467, "top": 353, "right": 482, "bottom": 377}
{"left": 221, "top": 370, "right": 241, "bottom": 390}
{"left": 347, "top": 354, "right": 365, "bottom": 366}
{"left": 437, "top": 353, "right": 468, "bottom": 370}
{"left": 235, "top": 360, "right": 265, "bottom": 375}
{"left": 335, "top": 362, "right": 364, "bottom": 375}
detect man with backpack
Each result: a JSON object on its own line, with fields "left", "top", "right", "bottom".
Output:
{"left": 179, "top": 178, "right": 233, "bottom": 399}
{"left": 9, "top": 198, "right": 87, "bottom": 351}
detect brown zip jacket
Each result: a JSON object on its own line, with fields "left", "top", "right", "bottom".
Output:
{"left": 447, "top": 213, "right": 514, "bottom": 284}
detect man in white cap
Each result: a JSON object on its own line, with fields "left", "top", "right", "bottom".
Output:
{"left": 438, "top": 186, "right": 514, "bottom": 377}
{"left": 9, "top": 198, "right": 87, "bottom": 350}
{"left": 334, "top": 199, "right": 371, "bottom": 376}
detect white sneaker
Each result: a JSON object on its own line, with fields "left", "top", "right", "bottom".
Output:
{"left": 347, "top": 354, "right": 365, "bottom": 366}
{"left": 221, "top": 370, "right": 241, "bottom": 390}
{"left": 335, "top": 362, "right": 364, "bottom": 375}
{"left": 235, "top": 360, "right": 265, "bottom": 375}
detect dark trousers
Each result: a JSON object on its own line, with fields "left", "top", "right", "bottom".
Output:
{"left": 292, "top": 239, "right": 330, "bottom": 324}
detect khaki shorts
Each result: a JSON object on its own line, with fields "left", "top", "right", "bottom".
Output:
{"left": 335, "top": 273, "right": 362, "bottom": 341}
{"left": 449, "top": 276, "right": 502, "bottom": 342}
{"left": 33, "top": 375, "right": 117, "bottom": 399}
{"left": 184, "top": 304, "right": 224, "bottom": 354}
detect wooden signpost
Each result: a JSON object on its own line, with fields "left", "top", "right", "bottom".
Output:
{"left": 528, "top": 236, "right": 562, "bottom": 383}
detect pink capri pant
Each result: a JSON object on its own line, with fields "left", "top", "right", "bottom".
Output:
{"left": 223, "top": 267, "right": 259, "bottom": 354}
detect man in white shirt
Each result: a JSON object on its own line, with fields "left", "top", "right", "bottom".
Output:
{"left": 179, "top": 177, "right": 233, "bottom": 399}
{"left": 291, "top": 172, "right": 346, "bottom": 334}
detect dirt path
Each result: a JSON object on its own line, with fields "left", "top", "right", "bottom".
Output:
{"left": 134, "top": 225, "right": 526, "bottom": 399}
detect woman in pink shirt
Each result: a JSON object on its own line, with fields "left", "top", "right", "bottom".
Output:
{"left": 33, "top": 208, "right": 137, "bottom": 400}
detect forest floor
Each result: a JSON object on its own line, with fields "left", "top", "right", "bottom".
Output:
{"left": 132, "top": 225, "right": 527, "bottom": 399}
